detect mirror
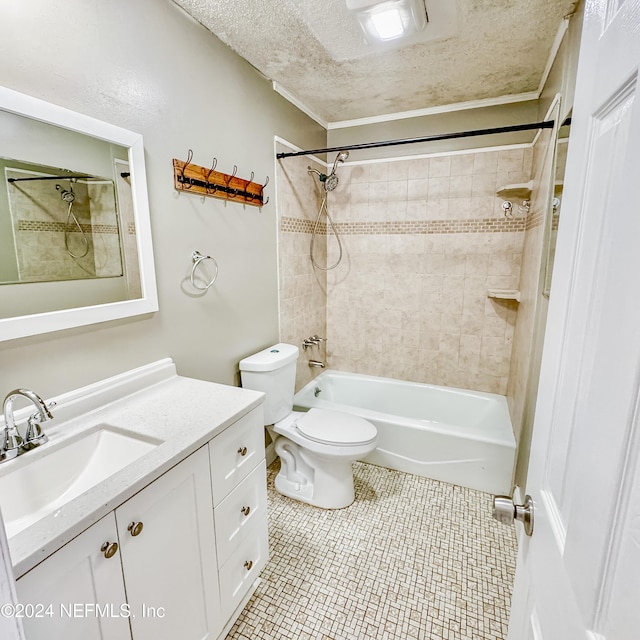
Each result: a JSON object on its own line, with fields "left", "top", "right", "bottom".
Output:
{"left": 0, "top": 86, "right": 157, "bottom": 340}
{"left": 543, "top": 113, "right": 571, "bottom": 297}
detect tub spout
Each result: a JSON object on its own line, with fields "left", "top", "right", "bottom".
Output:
{"left": 308, "top": 360, "right": 325, "bottom": 368}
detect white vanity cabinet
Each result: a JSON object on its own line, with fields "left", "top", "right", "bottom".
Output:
{"left": 16, "top": 513, "right": 131, "bottom": 640}
{"left": 209, "top": 407, "right": 269, "bottom": 625}
{"left": 115, "top": 445, "right": 221, "bottom": 640}
{"left": 15, "top": 404, "right": 268, "bottom": 640}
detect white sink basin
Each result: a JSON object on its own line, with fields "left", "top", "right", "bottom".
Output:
{"left": 0, "top": 425, "right": 162, "bottom": 538}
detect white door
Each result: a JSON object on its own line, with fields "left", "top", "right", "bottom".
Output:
{"left": 507, "top": 1, "right": 640, "bottom": 638}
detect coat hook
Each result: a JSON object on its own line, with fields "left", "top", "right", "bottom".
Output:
{"left": 245, "top": 171, "right": 256, "bottom": 201}
{"left": 226, "top": 164, "right": 239, "bottom": 198}
{"left": 181, "top": 149, "right": 194, "bottom": 189}
{"left": 260, "top": 175, "right": 270, "bottom": 206}
{"left": 205, "top": 157, "right": 218, "bottom": 195}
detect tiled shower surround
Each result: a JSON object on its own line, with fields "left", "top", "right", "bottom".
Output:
{"left": 277, "top": 143, "right": 328, "bottom": 391}
{"left": 6, "top": 170, "right": 123, "bottom": 282}
{"left": 277, "top": 146, "right": 533, "bottom": 395}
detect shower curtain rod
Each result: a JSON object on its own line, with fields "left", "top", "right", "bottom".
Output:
{"left": 6, "top": 174, "right": 103, "bottom": 183}
{"left": 276, "top": 120, "right": 555, "bottom": 159}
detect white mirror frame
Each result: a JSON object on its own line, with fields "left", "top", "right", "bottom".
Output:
{"left": 0, "top": 86, "right": 158, "bottom": 341}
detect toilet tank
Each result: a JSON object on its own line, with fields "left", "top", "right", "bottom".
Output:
{"left": 239, "top": 343, "right": 299, "bottom": 425}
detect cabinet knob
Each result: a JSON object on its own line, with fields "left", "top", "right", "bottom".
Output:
{"left": 128, "top": 521, "right": 144, "bottom": 537}
{"left": 241, "top": 505, "right": 251, "bottom": 516}
{"left": 237, "top": 446, "right": 248, "bottom": 456}
{"left": 101, "top": 542, "right": 119, "bottom": 559}
{"left": 244, "top": 560, "right": 253, "bottom": 571}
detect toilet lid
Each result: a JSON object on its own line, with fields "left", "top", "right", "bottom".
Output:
{"left": 295, "top": 408, "right": 377, "bottom": 446}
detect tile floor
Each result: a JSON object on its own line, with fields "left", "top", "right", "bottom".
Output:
{"left": 226, "top": 461, "right": 518, "bottom": 640}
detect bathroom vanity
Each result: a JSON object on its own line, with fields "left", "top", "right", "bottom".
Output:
{"left": 0, "top": 359, "right": 267, "bottom": 640}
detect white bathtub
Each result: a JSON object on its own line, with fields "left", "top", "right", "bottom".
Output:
{"left": 293, "top": 370, "right": 516, "bottom": 495}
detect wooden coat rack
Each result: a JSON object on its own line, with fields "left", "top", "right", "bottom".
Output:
{"left": 173, "top": 151, "right": 268, "bottom": 207}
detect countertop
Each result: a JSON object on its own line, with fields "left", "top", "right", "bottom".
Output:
{"left": 1, "top": 359, "right": 264, "bottom": 578}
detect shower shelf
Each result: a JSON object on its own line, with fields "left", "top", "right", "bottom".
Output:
{"left": 487, "top": 289, "right": 521, "bottom": 302}
{"left": 496, "top": 180, "right": 533, "bottom": 201}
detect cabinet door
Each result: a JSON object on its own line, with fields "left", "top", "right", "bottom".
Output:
{"left": 115, "top": 446, "right": 221, "bottom": 640}
{"left": 16, "top": 513, "right": 131, "bottom": 640}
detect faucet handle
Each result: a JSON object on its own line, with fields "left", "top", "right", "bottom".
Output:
{"left": 24, "top": 415, "right": 49, "bottom": 447}
{"left": 42, "top": 400, "right": 56, "bottom": 421}
{"left": 24, "top": 401, "right": 55, "bottom": 447}
{"left": 1, "top": 429, "right": 22, "bottom": 460}
{"left": 310, "top": 335, "right": 326, "bottom": 343}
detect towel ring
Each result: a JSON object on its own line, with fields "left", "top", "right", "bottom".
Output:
{"left": 190, "top": 250, "right": 218, "bottom": 291}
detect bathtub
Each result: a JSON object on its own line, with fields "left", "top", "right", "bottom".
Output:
{"left": 293, "top": 370, "right": 516, "bottom": 495}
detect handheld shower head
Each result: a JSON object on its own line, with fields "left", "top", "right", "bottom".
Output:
{"left": 331, "top": 150, "right": 349, "bottom": 175}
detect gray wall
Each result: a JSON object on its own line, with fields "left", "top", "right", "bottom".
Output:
{"left": 0, "top": 0, "right": 325, "bottom": 396}
{"left": 327, "top": 100, "right": 540, "bottom": 161}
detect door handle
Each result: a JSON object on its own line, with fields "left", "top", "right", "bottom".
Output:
{"left": 493, "top": 494, "right": 534, "bottom": 536}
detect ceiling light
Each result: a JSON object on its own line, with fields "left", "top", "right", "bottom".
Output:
{"left": 369, "top": 8, "right": 405, "bottom": 40}
{"left": 346, "top": 0, "right": 427, "bottom": 43}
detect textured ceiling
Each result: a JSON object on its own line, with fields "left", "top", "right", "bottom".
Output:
{"left": 173, "top": 0, "right": 576, "bottom": 124}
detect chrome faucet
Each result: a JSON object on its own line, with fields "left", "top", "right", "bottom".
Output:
{"left": 302, "top": 335, "right": 327, "bottom": 351}
{"left": 2, "top": 389, "right": 55, "bottom": 461}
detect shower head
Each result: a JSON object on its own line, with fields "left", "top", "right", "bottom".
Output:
{"left": 307, "top": 151, "right": 349, "bottom": 192}
{"left": 56, "top": 184, "right": 75, "bottom": 203}
{"left": 324, "top": 173, "right": 339, "bottom": 191}
{"left": 330, "top": 150, "right": 349, "bottom": 175}
{"left": 319, "top": 150, "right": 349, "bottom": 191}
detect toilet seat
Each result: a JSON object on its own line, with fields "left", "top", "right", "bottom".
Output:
{"left": 294, "top": 408, "right": 377, "bottom": 447}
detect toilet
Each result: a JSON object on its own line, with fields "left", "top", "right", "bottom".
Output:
{"left": 239, "top": 343, "right": 377, "bottom": 509}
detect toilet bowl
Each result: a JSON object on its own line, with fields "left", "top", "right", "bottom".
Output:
{"left": 270, "top": 408, "right": 377, "bottom": 508}
{"left": 239, "top": 343, "right": 377, "bottom": 509}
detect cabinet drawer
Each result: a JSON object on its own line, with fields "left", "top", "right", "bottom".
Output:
{"left": 218, "top": 525, "right": 268, "bottom": 619}
{"left": 210, "top": 407, "right": 264, "bottom": 504}
{"left": 214, "top": 460, "right": 267, "bottom": 565}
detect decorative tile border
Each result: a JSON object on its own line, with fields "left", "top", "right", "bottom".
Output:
{"left": 17, "top": 220, "right": 119, "bottom": 234}
{"left": 525, "top": 210, "right": 544, "bottom": 230}
{"left": 279, "top": 217, "right": 325, "bottom": 234}
{"left": 281, "top": 215, "right": 526, "bottom": 235}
